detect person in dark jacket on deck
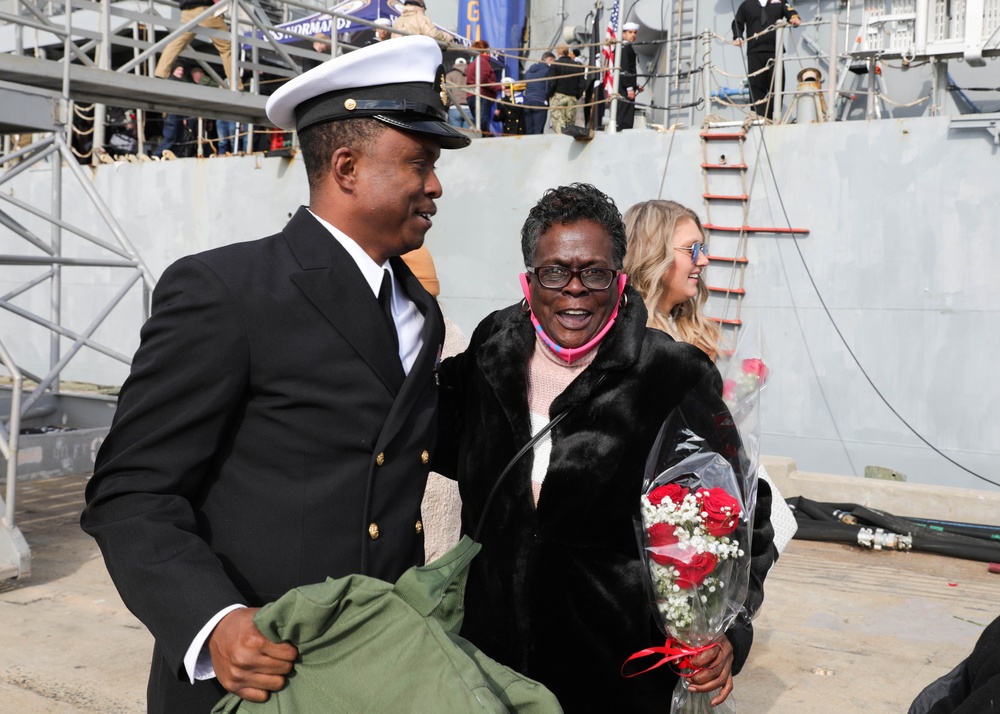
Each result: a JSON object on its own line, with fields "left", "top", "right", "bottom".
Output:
{"left": 616, "top": 22, "right": 641, "bottom": 130}
{"left": 732, "top": 0, "right": 800, "bottom": 119}
{"left": 494, "top": 77, "right": 526, "bottom": 136}
{"left": 523, "top": 51, "right": 555, "bottom": 134}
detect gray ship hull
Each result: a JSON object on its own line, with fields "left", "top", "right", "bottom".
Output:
{"left": 1, "top": 116, "right": 997, "bottom": 490}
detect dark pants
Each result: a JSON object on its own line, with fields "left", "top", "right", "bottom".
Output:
{"left": 616, "top": 93, "right": 636, "bottom": 131}
{"left": 524, "top": 107, "right": 547, "bottom": 134}
{"left": 466, "top": 96, "right": 493, "bottom": 135}
{"left": 216, "top": 119, "right": 244, "bottom": 154}
{"left": 593, "top": 84, "right": 607, "bottom": 130}
{"left": 748, "top": 51, "right": 779, "bottom": 119}
{"left": 153, "top": 114, "right": 185, "bottom": 157}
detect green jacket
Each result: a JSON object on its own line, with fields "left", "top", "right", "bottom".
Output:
{"left": 213, "top": 537, "right": 562, "bottom": 713}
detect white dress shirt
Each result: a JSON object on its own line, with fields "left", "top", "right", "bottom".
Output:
{"left": 310, "top": 211, "right": 425, "bottom": 373}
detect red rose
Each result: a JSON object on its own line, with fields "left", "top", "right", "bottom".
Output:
{"left": 695, "top": 487, "right": 741, "bottom": 536}
{"left": 648, "top": 483, "right": 689, "bottom": 506}
{"left": 741, "top": 358, "right": 769, "bottom": 383}
{"left": 722, "top": 379, "right": 737, "bottom": 402}
{"left": 672, "top": 551, "right": 719, "bottom": 589}
{"left": 647, "top": 522, "right": 680, "bottom": 565}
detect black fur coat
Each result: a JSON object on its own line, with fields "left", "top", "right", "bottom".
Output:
{"left": 435, "top": 287, "right": 776, "bottom": 713}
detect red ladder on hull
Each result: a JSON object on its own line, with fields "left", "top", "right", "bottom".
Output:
{"left": 700, "top": 128, "right": 809, "bottom": 334}
{"left": 704, "top": 223, "right": 810, "bottom": 235}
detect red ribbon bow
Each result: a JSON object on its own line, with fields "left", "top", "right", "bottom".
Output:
{"left": 621, "top": 637, "right": 716, "bottom": 679}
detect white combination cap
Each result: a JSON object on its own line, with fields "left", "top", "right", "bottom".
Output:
{"left": 373, "top": 17, "right": 391, "bottom": 27}
{"left": 265, "top": 35, "right": 470, "bottom": 148}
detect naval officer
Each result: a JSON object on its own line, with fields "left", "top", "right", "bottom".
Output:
{"left": 81, "top": 35, "right": 470, "bottom": 713}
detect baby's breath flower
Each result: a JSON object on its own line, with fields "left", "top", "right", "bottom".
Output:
{"left": 641, "top": 481, "right": 744, "bottom": 641}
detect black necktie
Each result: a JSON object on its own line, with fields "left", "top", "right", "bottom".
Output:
{"left": 378, "top": 269, "right": 399, "bottom": 353}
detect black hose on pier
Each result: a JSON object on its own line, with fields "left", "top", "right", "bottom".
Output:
{"left": 786, "top": 496, "right": 1000, "bottom": 563}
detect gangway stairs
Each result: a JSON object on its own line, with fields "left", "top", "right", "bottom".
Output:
{"left": 0, "top": 53, "right": 269, "bottom": 126}
{"left": 699, "top": 127, "right": 809, "bottom": 343}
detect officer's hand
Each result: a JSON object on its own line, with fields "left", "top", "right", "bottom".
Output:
{"left": 734, "top": 38, "right": 744, "bottom": 46}
{"left": 208, "top": 608, "right": 298, "bottom": 702}
{"left": 627, "top": 89, "right": 635, "bottom": 100}
{"left": 790, "top": 16, "right": 801, "bottom": 26}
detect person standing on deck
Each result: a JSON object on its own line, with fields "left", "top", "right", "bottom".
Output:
{"left": 732, "top": 0, "right": 800, "bottom": 120}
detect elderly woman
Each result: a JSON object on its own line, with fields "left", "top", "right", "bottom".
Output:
{"left": 435, "top": 184, "right": 775, "bottom": 712}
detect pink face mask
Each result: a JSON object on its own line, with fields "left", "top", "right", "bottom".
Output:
{"left": 519, "top": 272, "right": 628, "bottom": 364}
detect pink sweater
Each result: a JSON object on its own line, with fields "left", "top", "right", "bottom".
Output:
{"left": 526, "top": 336, "right": 597, "bottom": 505}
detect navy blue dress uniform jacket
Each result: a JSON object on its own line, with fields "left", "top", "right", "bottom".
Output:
{"left": 732, "top": 0, "right": 800, "bottom": 54}
{"left": 81, "top": 206, "right": 444, "bottom": 713}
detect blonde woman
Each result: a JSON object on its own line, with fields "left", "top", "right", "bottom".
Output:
{"left": 623, "top": 199, "right": 720, "bottom": 360}
{"left": 624, "top": 198, "right": 797, "bottom": 555}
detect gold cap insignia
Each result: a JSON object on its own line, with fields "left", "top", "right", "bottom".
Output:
{"left": 344, "top": 98, "right": 357, "bottom": 111}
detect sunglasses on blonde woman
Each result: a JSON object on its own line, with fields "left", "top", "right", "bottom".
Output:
{"left": 674, "top": 242, "right": 707, "bottom": 262}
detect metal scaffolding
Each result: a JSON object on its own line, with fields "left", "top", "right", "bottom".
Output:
{"left": 0, "top": 0, "right": 332, "bottom": 580}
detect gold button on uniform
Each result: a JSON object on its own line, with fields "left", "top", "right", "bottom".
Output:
{"left": 375, "top": 452, "right": 385, "bottom": 466}
{"left": 420, "top": 450, "right": 430, "bottom": 465}
{"left": 415, "top": 519, "right": 423, "bottom": 534}
{"left": 368, "top": 522, "right": 380, "bottom": 540}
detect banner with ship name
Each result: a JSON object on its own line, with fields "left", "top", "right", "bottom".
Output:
{"left": 457, "top": 0, "right": 527, "bottom": 79}
{"left": 244, "top": 0, "right": 469, "bottom": 49}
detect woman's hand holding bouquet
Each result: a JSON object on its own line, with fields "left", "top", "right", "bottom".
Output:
{"left": 623, "top": 379, "right": 754, "bottom": 713}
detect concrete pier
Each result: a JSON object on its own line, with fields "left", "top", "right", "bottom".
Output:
{"left": 0, "top": 468, "right": 996, "bottom": 712}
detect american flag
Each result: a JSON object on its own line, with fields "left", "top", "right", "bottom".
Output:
{"left": 601, "top": 0, "right": 620, "bottom": 95}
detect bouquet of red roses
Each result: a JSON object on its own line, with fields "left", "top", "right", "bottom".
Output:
{"left": 624, "top": 379, "right": 753, "bottom": 713}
